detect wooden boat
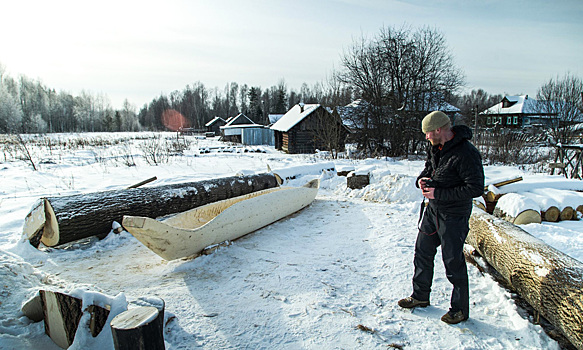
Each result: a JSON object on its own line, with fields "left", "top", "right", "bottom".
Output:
{"left": 122, "top": 179, "right": 319, "bottom": 260}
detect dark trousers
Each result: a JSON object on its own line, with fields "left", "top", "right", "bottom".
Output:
{"left": 412, "top": 203, "right": 470, "bottom": 316}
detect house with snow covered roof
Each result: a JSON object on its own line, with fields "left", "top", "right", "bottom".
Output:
{"left": 271, "top": 103, "right": 348, "bottom": 154}
{"left": 481, "top": 95, "right": 559, "bottom": 129}
{"left": 334, "top": 98, "right": 460, "bottom": 142}
{"left": 220, "top": 113, "right": 264, "bottom": 143}
{"left": 205, "top": 116, "right": 226, "bottom": 135}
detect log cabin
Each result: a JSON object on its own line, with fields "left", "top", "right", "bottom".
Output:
{"left": 271, "top": 103, "right": 348, "bottom": 154}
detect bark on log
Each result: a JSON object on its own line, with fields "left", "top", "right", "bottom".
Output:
{"left": 23, "top": 173, "right": 279, "bottom": 248}
{"left": 111, "top": 305, "right": 165, "bottom": 350}
{"left": 473, "top": 197, "right": 486, "bottom": 211}
{"left": 468, "top": 209, "right": 583, "bottom": 350}
{"left": 39, "top": 290, "right": 111, "bottom": 349}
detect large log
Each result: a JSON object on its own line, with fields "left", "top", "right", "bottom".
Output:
{"left": 23, "top": 173, "right": 279, "bottom": 248}
{"left": 468, "top": 209, "right": 583, "bottom": 350}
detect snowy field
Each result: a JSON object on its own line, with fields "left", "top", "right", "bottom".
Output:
{"left": 0, "top": 132, "right": 580, "bottom": 349}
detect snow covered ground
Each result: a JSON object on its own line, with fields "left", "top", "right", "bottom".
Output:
{"left": 0, "top": 132, "right": 579, "bottom": 349}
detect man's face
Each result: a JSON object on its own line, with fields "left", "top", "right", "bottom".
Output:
{"left": 425, "top": 128, "right": 441, "bottom": 146}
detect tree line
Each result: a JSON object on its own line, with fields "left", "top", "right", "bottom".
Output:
{"left": 0, "top": 65, "right": 142, "bottom": 134}
{"left": 136, "top": 80, "right": 354, "bottom": 131}
{"left": 2, "top": 24, "right": 580, "bottom": 159}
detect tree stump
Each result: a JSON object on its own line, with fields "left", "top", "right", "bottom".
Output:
{"left": 347, "top": 172, "right": 369, "bottom": 189}
{"left": 111, "top": 306, "right": 165, "bottom": 350}
{"left": 23, "top": 173, "right": 278, "bottom": 248}
{"left": 468, "top": 209, "right": 583, "bottom": 350}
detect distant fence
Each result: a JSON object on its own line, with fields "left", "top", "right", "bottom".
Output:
{"left": 242, "top": 128, "right": 274, "bottom": 146}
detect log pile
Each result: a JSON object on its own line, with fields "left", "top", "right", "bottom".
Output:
{"left": 468, "top": 209, "right": 583, "bottom": 350}
{"left": 492, "top": 193, "right": 541, "bottom": 225}
{"left": 483, "top": 176, "right": 583, "bottom": 224}
{"left": 23, "top": 173, "right": 279, "bottom": 248}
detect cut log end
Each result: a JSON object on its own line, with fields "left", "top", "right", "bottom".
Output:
{"left": 23, "top": 199, "right": 60, "bottom": 248}
{"left": 513, "top": 209, "right": 542, "bottom": 225}
{"left": 493, "top": 207, "right": 542, "bottom": 225}
{"left": 542, "top": 206, "right": 560, "bottom": 222}
{"left": 111, "top": 306, "right": 165, "bottom": 350}
{"left": 560, "top": 206, "right": 575, "bottom": 221}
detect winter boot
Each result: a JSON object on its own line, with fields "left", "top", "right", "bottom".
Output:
{"left": 397, "top": 296, "right": 429, "bottom": 308}
{"left": 441, "top": 309, "right": 468, "bottom": 324}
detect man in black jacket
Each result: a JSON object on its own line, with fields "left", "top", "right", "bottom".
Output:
{"left": 398, "top": 111, "right": 484, "bottom": 324}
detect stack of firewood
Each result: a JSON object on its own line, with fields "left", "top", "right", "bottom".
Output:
{"left": 478, "top": 176, "right": 583, "bottom": 225}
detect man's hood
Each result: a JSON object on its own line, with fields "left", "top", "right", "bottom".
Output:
{"left": 451, "top": 124, "right": 473, "bottom": 141}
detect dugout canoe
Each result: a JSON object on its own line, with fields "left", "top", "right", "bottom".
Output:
{"left": 122, "top": 179, "right": 320, "bottom": 260}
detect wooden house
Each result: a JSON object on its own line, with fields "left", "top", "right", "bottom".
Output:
{"left": 482, "top": 95, "right": 558, "bottom": 129}
{"left": 271, "top": 103, "right": 348, "bottom": 154}
{"left": 205, "top": 117, "right": 226, "bottom": 135}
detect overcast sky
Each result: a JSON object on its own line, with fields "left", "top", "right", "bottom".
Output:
{"left": 1, "top": 0, "right": 582, "bottom": 109}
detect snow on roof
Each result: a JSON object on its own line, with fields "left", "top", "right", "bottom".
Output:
{"left": 268, "top": 114, "right": 284, "bottom": 124}
{"left": 224, "top": 113, "right": 256, "bottom": 127}
{"left": 205, "top": 116, "right": 226, "bottom": 127}
{"left": 483, "top": 95, "right": 548, "bottom": 115}
{"left": 271, "top": 104, "right": 320, "bottom": 132}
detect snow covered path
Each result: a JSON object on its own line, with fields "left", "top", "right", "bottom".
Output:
{"left": 8, "top": 188, "right": 557, "bottom": 349}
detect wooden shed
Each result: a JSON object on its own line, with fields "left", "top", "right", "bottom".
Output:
{"left": 220, "top": 113, "right": 263, "bottom": 143}
{"left": 205, "top": 117, "right": 226, "bottom": 135}
{"left": 271, "top": 103, "right": 348, "bottom": 154}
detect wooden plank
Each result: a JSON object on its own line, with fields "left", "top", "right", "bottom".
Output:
{"left": 484, "top": 176, "right": 523, "bottom": 191}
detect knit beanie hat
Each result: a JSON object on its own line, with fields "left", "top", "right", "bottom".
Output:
{"left": 421, "top": 111, "right": 451, "bottom": 133}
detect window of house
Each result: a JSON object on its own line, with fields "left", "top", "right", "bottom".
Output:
{"left": 507, "top": 116, "right": 512, "bottom": 125}
{"left": 513, "top": 116, "right": 518, "bottom": 125}
{"left": 487, "top": 117, "right": 491, "bottom": 125}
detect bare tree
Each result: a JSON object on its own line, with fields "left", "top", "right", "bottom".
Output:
{"left": 310, "top": 111, "right": 347, "bottom": 159}
{"left": 337, "top": 25, "right": 464, "bottom": 157}
{"left": 537, "top": 73, "right": 583, "bottom": 145}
